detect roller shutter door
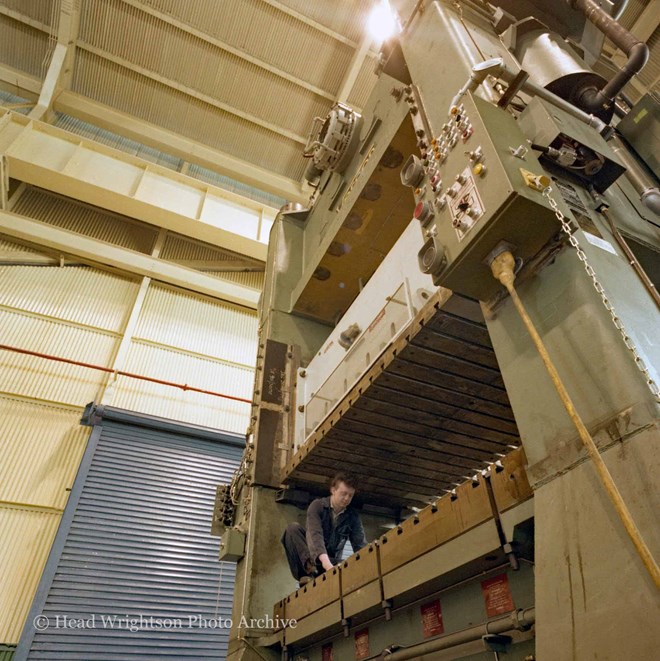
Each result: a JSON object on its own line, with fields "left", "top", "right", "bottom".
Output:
{"left": 16, "top": 407, "right": 244, "bottom": 660}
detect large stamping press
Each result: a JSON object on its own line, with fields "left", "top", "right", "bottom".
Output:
{"left": 216, "top": 2, "right": 660, "bottom": 660}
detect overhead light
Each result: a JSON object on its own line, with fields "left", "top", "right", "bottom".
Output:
{"left": 367, "top": 0, "right": 399, "bottom": 43}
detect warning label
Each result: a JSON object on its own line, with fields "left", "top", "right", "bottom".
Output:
{"left": 481, "top": 573, "right": 515, "bottom": 617}
{"left": 421, "top": 599, "right": 444, "bottom": 637}
{"left": 354, "top": 628, "right": 370, "bottom": 660}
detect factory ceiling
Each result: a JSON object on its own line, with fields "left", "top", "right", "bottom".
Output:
{"left": 0, "top": 0, "right": 657, "bottom": 205}
{"left": 0, "top": 0, "right": 393, "bottom": 202}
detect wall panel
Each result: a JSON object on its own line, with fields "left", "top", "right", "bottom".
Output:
{"left": 0, "top": 265, "right": 137, "bottom": 332}
{"left": 110, "top": 341, "right": 252, "bottom": 433}
{"left": 0, "top": 309, "right": 118, "bottom": 405}
{"left": 0, "top": 506, "right": 62, "bottom": 644}
{"left": 134, "top": 284, "right": 258, "bottom": 366}
{"left": 0, "top": 397, "right": 89, "bottom": 509}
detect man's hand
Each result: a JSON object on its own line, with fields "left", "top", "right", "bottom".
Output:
{"left": 319, "top": 553, "right": 334, "bottom": 572}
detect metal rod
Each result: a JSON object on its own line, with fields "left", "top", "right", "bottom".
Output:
{"left": 0, "top": 344, "right": 252, "bottom": 404}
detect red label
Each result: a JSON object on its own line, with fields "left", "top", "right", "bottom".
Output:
{"left": 354, "top": 628, "right": 370, "bottom": 660}
{"left": 321, "top": 643, "right": 333, "bottom": 661}
{"left": 481, "top": 573, "right": 515, "bottom": 617}
{"left": 421, "top": 598, "right": 444, "bottom": 637}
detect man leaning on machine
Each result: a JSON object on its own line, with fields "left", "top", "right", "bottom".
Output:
{"left": 281, "top": 472, "right": 367, "bottom": 586}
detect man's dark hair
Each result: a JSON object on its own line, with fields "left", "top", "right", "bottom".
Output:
{"left": 330, "top": 472, "right": 358, "bottom": 490}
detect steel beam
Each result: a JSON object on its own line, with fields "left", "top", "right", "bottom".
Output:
{"left": 0, "top": 64, "right": 41, "bottom": 101}
{"left": 0, "top": 5, "right": 50, "bottom": 33}
{"left": 627, "top": 0, "right": 660, "bottom": 42}
{"left": 336, "top": 33, "right": 374, "bottom": 103}
{"left": 57, "top": 0, "right": 82, "bottom": 92}
{"left": 0, "top": 209, "right": 260, "bottom": 308}
{"left": 29, "top": 43, "right": 67, "bottom": 121}
{"left": 99, "top": 228, "right": 166, "bottom": 404}
{"left": 55, "top": 91, "right": 308, "bottom": 203}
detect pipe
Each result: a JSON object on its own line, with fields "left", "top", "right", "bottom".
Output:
{"left": 489, "top": 250, "right": 660, "bottom": 591}
{"left": 380, "top": 608, "right": 535, "bottom": 660}
{"left": 608, "top": 134, "right": 660, "bottom": 217}
{"left": 601, "top": 208, "right": 660, "bottom": 308}
{"left": 451, "top": 60, "right": 607, "bottom": 134}
{"left": 567, "top": 0, "right": 649, "bottom": 113}
{"left": 0, "top": 344, "right": 252, "bottom": 404}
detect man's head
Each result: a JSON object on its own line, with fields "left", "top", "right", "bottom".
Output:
{"left": 329, "top": 472, "right": 357, "bottom": 512}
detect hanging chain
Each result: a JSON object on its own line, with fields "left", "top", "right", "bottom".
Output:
{"left": 543, "top": 187, "right": 659, "bottom": 401}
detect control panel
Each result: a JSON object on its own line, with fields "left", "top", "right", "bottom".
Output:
{"left": 401, "top": 91, "right": 568, "bottom": 301}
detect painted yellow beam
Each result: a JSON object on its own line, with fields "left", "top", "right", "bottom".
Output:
{"left": 55, "top": 92, "right": 309, "bottom": 204}
{"left": 0, "top": 209, "right": 260, "bottom": 308}
{"left": 0, "top": 110, "right": 269, "bottom": 260}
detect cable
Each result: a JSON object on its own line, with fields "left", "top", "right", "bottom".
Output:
{"left": 489, "top": 250, "right": 660, "bottom": 590}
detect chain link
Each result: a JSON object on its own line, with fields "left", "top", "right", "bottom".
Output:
{"left": 543, "top": 187, "right": 659, "bottom": 401}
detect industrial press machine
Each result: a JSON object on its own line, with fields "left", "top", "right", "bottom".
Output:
{"left": 216, "top": 1, "right": 660, "bottom": 659}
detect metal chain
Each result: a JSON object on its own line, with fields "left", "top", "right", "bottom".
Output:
{"left": 543, "top": 187, "right": 659, "bottom": 401}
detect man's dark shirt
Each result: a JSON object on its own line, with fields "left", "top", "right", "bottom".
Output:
{"left": 306, "top": 496, "right": 367, "bottom": 565}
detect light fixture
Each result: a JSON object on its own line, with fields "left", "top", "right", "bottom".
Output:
{"left": 367, "top": 0, "right": 399, "bottom": 43}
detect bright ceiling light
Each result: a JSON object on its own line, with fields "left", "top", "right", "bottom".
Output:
{"left": 367, "top": 0, "right": 399, "bottom": 43}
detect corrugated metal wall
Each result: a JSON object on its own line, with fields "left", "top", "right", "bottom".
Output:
{"left": 14, "top": 413, "right": 244, "bottom": 660}
{"left": 1, "top": 187, "right": 259, "bottom": 645}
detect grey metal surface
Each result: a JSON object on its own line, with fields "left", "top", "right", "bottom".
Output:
{"left": 15, "top": 413, "right": 244, "bottom": 660}
{"left": 617, "top": 93, "right": 660, "bottom": 178}
{"left": 534, "top": 427, "right": 660, "bottom": 660}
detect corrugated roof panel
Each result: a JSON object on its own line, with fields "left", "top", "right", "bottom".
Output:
{"left": 267, "top": 0, "right": 368, "bottom": 43}
{"left": 54, "top": 113, "right": 184, "bottom": 170}
{"left": 135, "top": 284, "right": 258, "bottom": 367}
{"left": 0, "top": 505, "right": 62, "bottom": 644}
{"left": 110, "top": 342, "right": 253, "bottom": 432}
{"left": 0, "top": 90, "right": 32, "bottom": 114}
{"left": 618, "top": 0, "right": 648, "bottom": 29}
{"left": 137, "top": 0, "right": 355, "bottom": 92}
{"left": 347, "top": 56, "right": 379, "bottom": 110}
{"left": 0, "top": 396, "right": 89, "bottom": 509}
{"left": 0, "top": 266, "right": 137, "bottom": 332}
{"left": 206, "top": 271, "right": 264, "bottom": 291}
{"left": 0, "top": 309, "right": 118, "bottom": 405}
{"left": 160, "top": 233, "right": 254, "bottom": 263}
{"left": 12, "top": 186, "right": 159, "bottom": 254}
{"left": 185, "top": 164, "right": 286, "bottom": 209}
{"left": 0, "top": 0, "right": 56, "bottom": 27}
{"left": 72, "top": 49, "right": 308, "bottom": 179}
{"left": 79, "top": 0, "right": 332, "bottom": 136}
{"left": 638, "top": 25, "right": 659, "bottom": 90}
{"left": 0, "top": 237, "right": 45, "bottom": 257}
{"left": 0, "top": 14, "right": 51, "bottom": 78}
